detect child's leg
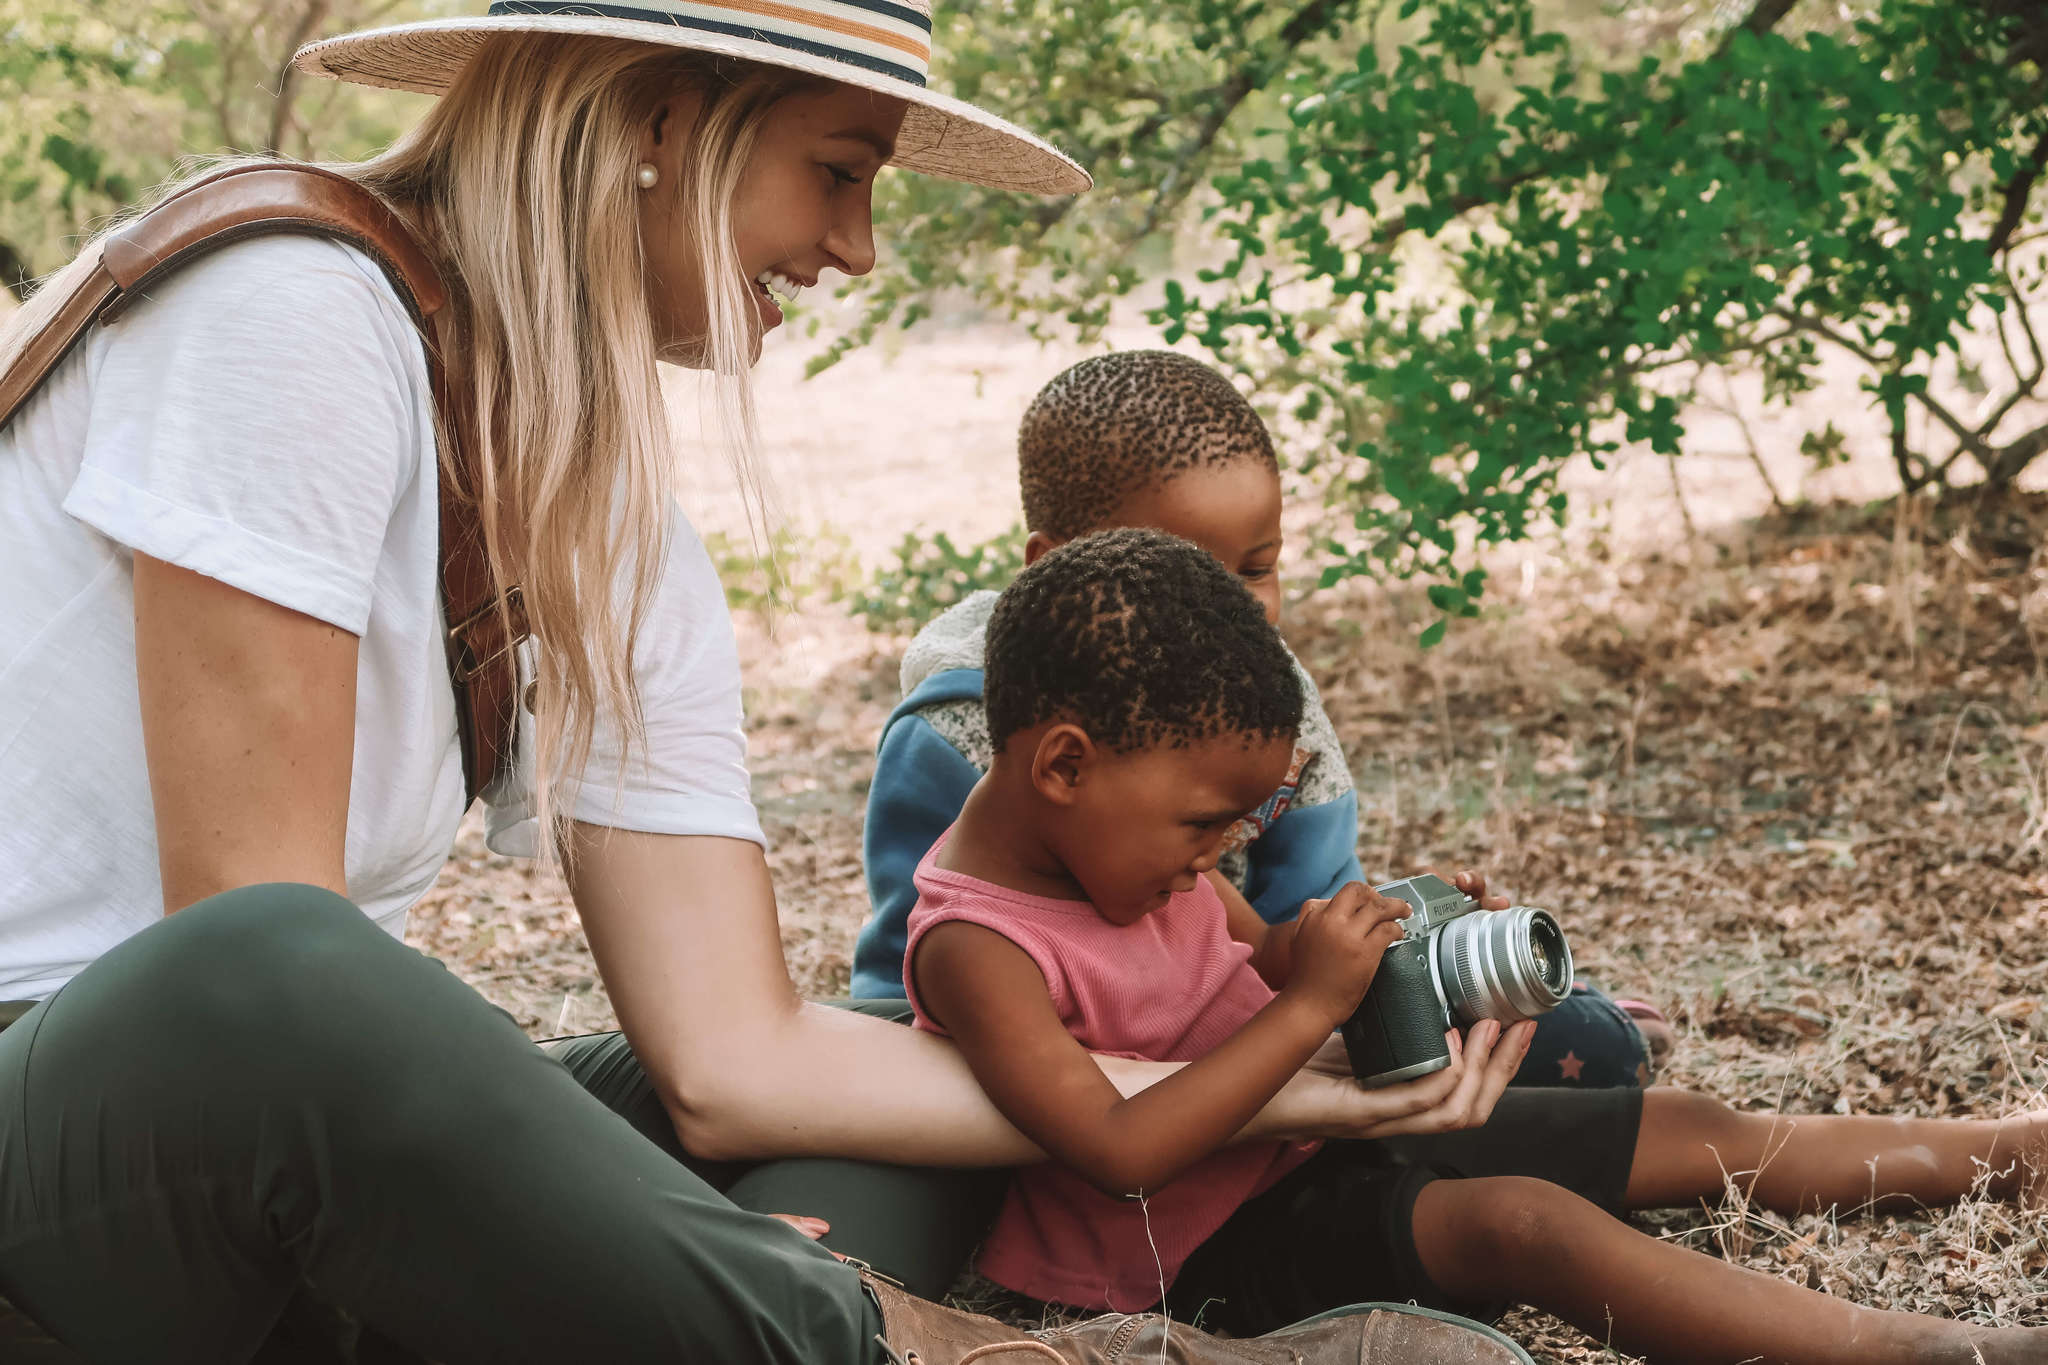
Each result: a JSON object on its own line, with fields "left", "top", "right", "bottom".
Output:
{"left": 1624, "top": 1089, "right": 2048, "bottom": 1214}
{"left": 1410, "top": 1175, "right": 2048, "bottom": 1365}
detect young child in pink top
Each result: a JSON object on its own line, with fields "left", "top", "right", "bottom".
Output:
{"left": 907, "top": 823, "right": 1325, "bottom": 1311}
{"left": 906, "top": 527, "right": 2048, "bottom": 1364}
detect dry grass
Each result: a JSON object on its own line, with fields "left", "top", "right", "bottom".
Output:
{"left": 406, "top": 380, "right": 2048, "bottom": 1360}
{"left": 1310, "top": 490, "right": 2048, "bottom": 1358}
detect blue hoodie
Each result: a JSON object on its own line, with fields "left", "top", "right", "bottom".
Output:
{"left": 850, "top": 590, "right": 1363, "bottom": 999}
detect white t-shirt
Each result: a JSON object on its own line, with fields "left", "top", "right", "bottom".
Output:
{"left": 0, "top": 235, "right": 763, "bottom": 1001}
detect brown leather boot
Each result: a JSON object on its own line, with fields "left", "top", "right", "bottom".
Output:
{"left": 861, "top": 1271, "right": 1531, "bottom": 1364}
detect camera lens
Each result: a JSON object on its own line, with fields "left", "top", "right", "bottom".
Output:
{"left": 1527, "top": 913, "right": 1569, "bottom": 993}
{"left": 1432, "top": 906, "right": 1575, "bottom": 1026}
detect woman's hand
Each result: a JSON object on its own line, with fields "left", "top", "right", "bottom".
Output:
{"left": 767, "top": 1215, "right": 846, "bottom": 1260}
{"left": 1303, "top": 1029, "right": 1354, "bottom": 1079}
{"left": 1277, "top": 1017, "right": 1533, "bottom": 1141}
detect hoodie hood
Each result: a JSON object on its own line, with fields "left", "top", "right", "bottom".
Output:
{"left": 899, "top": 590, "right": 999, "bottom": 695}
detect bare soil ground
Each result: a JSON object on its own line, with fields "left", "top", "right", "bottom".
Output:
{"left": 406, "top": 320, "right": 2048, "bottom": 1361}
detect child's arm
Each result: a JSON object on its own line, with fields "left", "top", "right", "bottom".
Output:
{"left": 911, "top": 887, "right": 1405, "bottom": 1198}
{"left": 1212, "top": 871, "right": 1417, "bottom": 991}
{"left": 1210, "top": 868, "right": 1295, "bottom": 986}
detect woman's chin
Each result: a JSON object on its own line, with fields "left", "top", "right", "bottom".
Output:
{"left": 655, "top": 332, "right": 765, "bottom": 370}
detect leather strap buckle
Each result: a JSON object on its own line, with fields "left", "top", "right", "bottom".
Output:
{"left": 449, "top": 584, "right": 529, "bottom": 683}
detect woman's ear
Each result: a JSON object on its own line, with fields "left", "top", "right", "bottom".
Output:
{"left": 636, "top": 94, "right": 705, "bottom": 187}
{"left": 1022, "top": 531, "right": 1061, "bottom": 566}
{"left": 1029, "top": 723, "right": 1095, "bottom": 805}
{"left": 636, "top": 100, "right": 669, "bottom": 169}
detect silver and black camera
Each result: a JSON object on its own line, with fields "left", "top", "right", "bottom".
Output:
{"left": 1342, "top": 874, "right": 1574, "bottom": 1088}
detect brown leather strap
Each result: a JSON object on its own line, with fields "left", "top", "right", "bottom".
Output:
{"left": 0, "top": 162, "right": 523, "bottom": 805}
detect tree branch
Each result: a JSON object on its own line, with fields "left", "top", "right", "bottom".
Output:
{"left": 1703, "top": 365, "right": 1790, "bottom": 512}
{"left": 1985, "top": 127, "right": 2048, "bottom": 259}
{"left": 1889, "top": 425, "right": 1928, "bottom": 491}
{"left": 1169, "top": 0, "right": 1358, "bottom": 179}
{"left": 1994, "top": 280, "right": 2029, "bottom": 383}
{"left": 1031, "top": 0, "right": 1362, "bottom": 240}
{"left": 1993, "top": 0, "right": 2048, "bottom": 76}
{"left": 267, "top": 0, "right": 332, "bottom": 156}
{"left": 1770, "top": 307, "right": 1993, "bottom": 462}
{"left": 1361, "top": 169, "right": 1552, "bottom": 250}
{"left": 2013, "top": 271, "right": 2047, "bottom": 377}
{"left": 1986, "top": 417, "right": 2048, "bottom": 488}
{"left": 1713, "top": 0, "right": 1802, "bottom": 61}
{"left": 1360, "top": 0, "right": 1803, "bottom": 251}
{"left": 1103, "top": 0, "right": 1362, "bottom": 244}
{"left": 1978, "top": 271, "right": 2043, "bottom": 438}
{"left": 189, "top": 2, "right": 252, "bottom": 149}
{"left": 1976, "top": 356, "right": 2043, "bottom": 440}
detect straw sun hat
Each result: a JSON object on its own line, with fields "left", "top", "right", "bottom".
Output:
{"left": 293, "top": 1, "right": 1091, "bottom": 196}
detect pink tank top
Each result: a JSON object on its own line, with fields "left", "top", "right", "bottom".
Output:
{"left": 904, "top": 833, "right": 1318, "bottom": 1311}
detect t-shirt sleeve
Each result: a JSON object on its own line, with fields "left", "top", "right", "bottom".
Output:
{"left": 60, "top": 236, "right": 426, "bottom": 634}
{"left": 484, "top": 506, "right": 764, "bottom": 853}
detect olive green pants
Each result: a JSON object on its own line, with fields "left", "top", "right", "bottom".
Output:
{"left": 542, "top": 1013, "right": 1006, "bottom": 1301}
{"left": 0, "top": 884, "right": 915, "bottom": 1365}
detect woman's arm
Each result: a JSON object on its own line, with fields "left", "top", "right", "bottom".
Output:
{"left": 566, "top": 826, "right": 1529, "bottom": 1166}
{"left": 568, "top": 823, "right": 1035, "bottom": 1164}
{"left": 136, "top": 555, "right": 358, "bottom": 912}
{"left": 127, "top": 559, "right": 1515, "bottom": 1164}
{"left": 129, "top": 561, "right": 1520, "bottom": 1165}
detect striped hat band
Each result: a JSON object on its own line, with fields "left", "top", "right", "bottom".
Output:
{"left": 486, "top": 0, "right": 933, "bottom": 85}
{"left": 294, "top": 0, "right": 1089, "bottom": 195}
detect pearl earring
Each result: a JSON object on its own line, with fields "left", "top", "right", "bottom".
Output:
{"left": 635, "top": 162, "right": 659, "bottom": 190}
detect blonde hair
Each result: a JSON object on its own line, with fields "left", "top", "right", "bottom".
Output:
{"left": 1, "top": 35, "right": 809, "bottom": 856}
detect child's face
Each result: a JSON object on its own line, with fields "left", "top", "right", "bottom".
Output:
{"left": 1110, "top": 460, "right": 1285, "bottom": 625}
{"left": 1054, "top": 730, "right": 1296, "bottom": 925}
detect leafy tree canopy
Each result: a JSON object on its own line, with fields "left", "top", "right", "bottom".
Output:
{"left": 837, "top": 0, "right": 2048, "bottom": 631}
{"left": 5, "top": 0, "right": 2042, "bottom": 638}
{"left": 0, "top": 1, "right": 440, "bottom": 289}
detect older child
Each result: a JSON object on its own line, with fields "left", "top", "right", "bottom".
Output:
{"left": 855, "top": 350, "right": 1667, "bottom": 1086}
{"left": 907, "top": 528, "right": 2048, "bottom": 1365}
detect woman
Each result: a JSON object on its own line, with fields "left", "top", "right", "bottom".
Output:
{"left": 0, "top": 4, "right": 1529, "bottom": 1361}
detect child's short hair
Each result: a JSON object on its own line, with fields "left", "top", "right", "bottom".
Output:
{"left": 1017, "top": 351, "right": 1279, "bottom": 541}
{"left": 985, "top": 528, "right": 1302, "bottom": 755}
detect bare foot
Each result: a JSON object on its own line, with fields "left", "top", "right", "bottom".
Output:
{"left": 1613, "top": 997, "right": 1675, "bottom": 1077}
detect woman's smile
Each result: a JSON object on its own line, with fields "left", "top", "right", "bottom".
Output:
{"left": 750, "top": 268, "right": 809, "bottom": 331}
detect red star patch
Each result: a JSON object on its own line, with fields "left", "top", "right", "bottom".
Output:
{"left": 1558, "top": 1051, "right": 1585, "bottom": 1082}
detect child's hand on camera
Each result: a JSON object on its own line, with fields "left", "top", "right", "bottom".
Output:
{"left": 1281, "top": 882, "right": 1410, "bottom": 1028}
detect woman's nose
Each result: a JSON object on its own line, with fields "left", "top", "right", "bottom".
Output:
{"left": 823, "top": 191, "right": 878, "bottom": 278}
